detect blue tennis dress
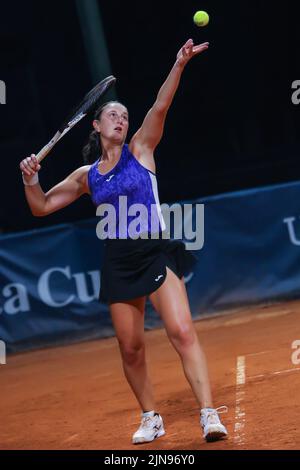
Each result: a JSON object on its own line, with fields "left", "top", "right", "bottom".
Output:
{"left": 88, "top": 144, "right": 196, "bottom": 303}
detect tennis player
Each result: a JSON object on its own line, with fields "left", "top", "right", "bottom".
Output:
{"left": 20, "top": 39, "right": 228, "bottom": 444}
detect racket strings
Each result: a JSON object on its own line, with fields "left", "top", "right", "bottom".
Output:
{"left": 60, "top": 76, "right": 116, "bottom": 130}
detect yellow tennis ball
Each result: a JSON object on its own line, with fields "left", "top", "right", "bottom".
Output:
{"left": 193, "top": 10, "right": 209, "bottom": 27}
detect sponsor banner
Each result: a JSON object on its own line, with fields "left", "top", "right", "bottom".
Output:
{"left": 1, "top": 181, "right": 300, "bottom": 351}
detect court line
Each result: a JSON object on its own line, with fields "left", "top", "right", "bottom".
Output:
{"left": 234, "top": 355, "right": 246, "bottom": 446}
{"left": 245, "top": 350, "right": 273, "bottom": 357}
{"left": 248, "top": 367, "right": 300, "bottom": 381}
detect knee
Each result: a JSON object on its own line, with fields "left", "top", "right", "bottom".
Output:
{"left": 118, "top": 340, "right": 145, "bottom": 367}
{"left": 169, "top": 322, "right": 197, "bottom": 350}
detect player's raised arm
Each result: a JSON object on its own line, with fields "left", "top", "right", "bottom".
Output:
{"left": 130, "top": 39, "right": 209, "bottom": 152}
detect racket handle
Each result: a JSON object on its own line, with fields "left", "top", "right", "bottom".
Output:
{"left": 36, "top": 131, "right": 61, "bottom": 163}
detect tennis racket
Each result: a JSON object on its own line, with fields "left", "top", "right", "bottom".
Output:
{"left": 36, "top": 75, "right": 116, "bottom": 163}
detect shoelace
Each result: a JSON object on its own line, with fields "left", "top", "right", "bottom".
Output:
{"left": 204, "top": 406, "right": 228, "bottom": 425}
{"left": 215, "top": 406, "right": 228, "bottom": 415}
{"left": 138, "top": 416, "right": 156, "bottom": 431}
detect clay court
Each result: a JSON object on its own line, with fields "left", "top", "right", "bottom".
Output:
{"left": 1, "top": 299, "right": 300, "bottom": 450}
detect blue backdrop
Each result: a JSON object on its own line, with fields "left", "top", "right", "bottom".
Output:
{"left": 1, "top": 180, "right": 300, "bottom": 352}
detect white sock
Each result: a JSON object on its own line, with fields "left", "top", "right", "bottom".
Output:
{"left": 142, "top": 410, "right": 155, "bottom": 418}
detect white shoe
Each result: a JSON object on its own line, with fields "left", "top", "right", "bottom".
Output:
{"left": 200, "top": 406, "right": 228, "bottom": 442}
{"left": 132, "top": 413, "right": 165, "bottom": 444}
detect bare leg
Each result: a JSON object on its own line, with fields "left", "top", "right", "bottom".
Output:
{"left": 149, "top": 267, "right": 213, "bottom": 408}
{"left": 109, "top": 297, "right": 155, "bottom": 412}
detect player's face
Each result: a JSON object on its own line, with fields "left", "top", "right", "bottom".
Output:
{"left": 97, "top": 103, "right": 129, "bottom": 143}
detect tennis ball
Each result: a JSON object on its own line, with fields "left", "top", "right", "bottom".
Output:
{"left": 193, "top": 11, "right": 209, "bottom": 27}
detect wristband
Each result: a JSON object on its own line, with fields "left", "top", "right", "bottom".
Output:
{"left": 22, "top": 172, "right": 39, "bottom": 186}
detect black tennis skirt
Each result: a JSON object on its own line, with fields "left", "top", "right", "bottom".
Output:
{"left": 99, "top": 236, "right": 198, "bottom": 304}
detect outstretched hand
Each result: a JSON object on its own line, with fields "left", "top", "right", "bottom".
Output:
{"left": 176, "top": 39, "right": 209, "bottom": 67}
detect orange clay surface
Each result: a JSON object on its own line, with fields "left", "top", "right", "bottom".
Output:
{"left": 1, "top": 300, "right": 300, "bottom": 450}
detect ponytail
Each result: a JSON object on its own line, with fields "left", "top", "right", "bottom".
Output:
{"left": 82, "top": 129, "right": 101, "bottom": 164}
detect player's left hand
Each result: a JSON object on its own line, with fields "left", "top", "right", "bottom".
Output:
{"left": 176, "top": 39, "right": 209, "bottom": 67}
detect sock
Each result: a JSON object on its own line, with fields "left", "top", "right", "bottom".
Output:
{"left": 201, "top": 407, "right": 214, "bottom": 413}
{"left": 142, "top": 410, "right": 155, "bottom": 418}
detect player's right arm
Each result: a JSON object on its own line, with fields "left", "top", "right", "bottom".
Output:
{"left": 129, "top": 39, "right": 209, "bottom": 166}
{"left": 19, "top": 154, "right": 90, "bottom": 217}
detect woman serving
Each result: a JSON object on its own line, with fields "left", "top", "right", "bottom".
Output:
{"left": 20, "top": 39, "right": 228, "bottom": 444}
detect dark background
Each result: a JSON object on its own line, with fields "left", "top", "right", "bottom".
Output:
{"left": 1, "top": 0, "right": 300, "bottom": 233}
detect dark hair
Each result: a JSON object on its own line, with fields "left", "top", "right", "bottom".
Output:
{"left": 82, "top": 101, "right": 127, "bottom": 164}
